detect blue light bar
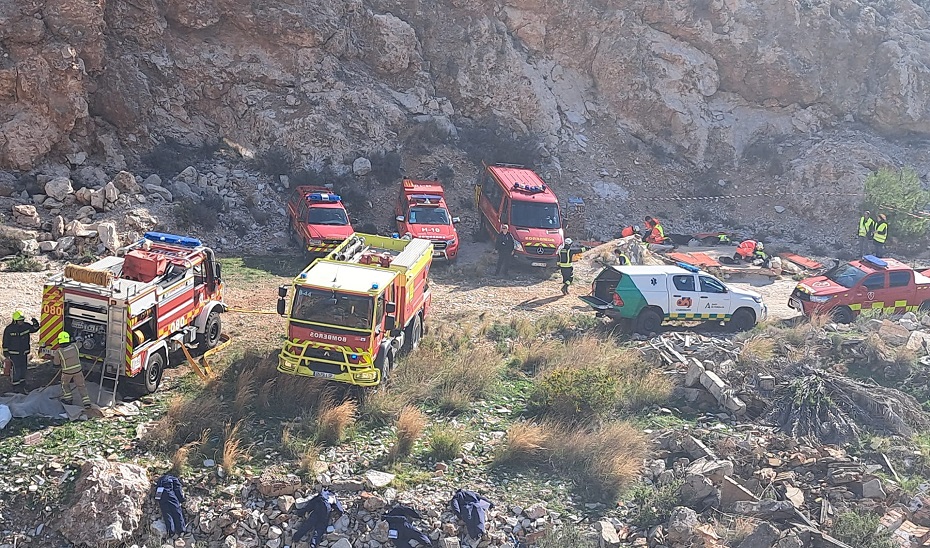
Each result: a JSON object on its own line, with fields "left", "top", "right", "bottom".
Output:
{"left": 410, "top": 194, "right": 443, "bottom": 202}
{"left": 144, "top": 232, "right": 202, "bottom": 247}
{"left": 513, "top": 182, "right": 546, "bottom": 193}
{"left": 862, "top": 255, "right": 888, "bottom": 268}
{"left": 307, "top": 193, "right": 341, "bottom": 202}
{"left": 676, "top": 262, "right": 701, "bottom": 273}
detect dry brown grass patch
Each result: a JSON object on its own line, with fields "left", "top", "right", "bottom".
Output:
{"left": 739, "top": 336, "right": 776, "bottom": 364}
{"left": 494, "top": 422, "right": 550, "bottom": 466}
{"left": 233, "top": 368, "right": 256, "bottom": 419}
{"left": 394, "top": 345, "right": 503, "bottom": 408}
{"left": 221, "top": 420, "right": 249, "bottom": 473}
{"left": 317, "top": 399, "right": 357, "bottom": 445}
{"left": 362, "top": 389, "right": 409, "bottom": 425}
{"left": 388, "top": 405, "right": 427, "bottom": 461}
{"left": 146, "top": 392, "right": 224, "bottom": 448}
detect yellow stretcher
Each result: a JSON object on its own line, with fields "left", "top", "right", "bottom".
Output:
{"left": 180, "top": 333, "right": 232, "bottom": 380}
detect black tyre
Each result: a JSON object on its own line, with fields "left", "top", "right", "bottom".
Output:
{"left": 475, "top": 216, "right": 491, "bottom": 242}
{"left": 831, "top": 306, "right": 854, "bottom": 324}
{"left": 635, "top": 308, "right": 663, "bottom": 335}
{"left": 374, "top": 347, "right": 395, "bottom": 382}
{"left": 197, "top": 311, "right": 223, "bottom": 351}
{"left": 402, "top": 315, "right": 423, "bottom": 354}
{"left": 729, "top": 308, "right": 756, "bottom": 332}
{"left": 142, "top": 351, "right": 165, "bottom": 394}
{"left": 919, "top": 300, "right": 930, "bottom": 313}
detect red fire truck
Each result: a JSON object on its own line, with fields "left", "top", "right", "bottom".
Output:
{"left": 788, "top": 255, "right": 930, "bottom": 323}
{"left": 277, "top": 233, "right": 433, "bottom": 387}
{"left": 475, "top": 163, "right": 564, "bottom": 267}
{"left": 39, "top": 232, "right": 226, "bottom": 394}
{"left": 395, "top": 179, "right": 461, "bottom": 261}
{"left": 287, "top": 185, "right": 355, "bottom": 256}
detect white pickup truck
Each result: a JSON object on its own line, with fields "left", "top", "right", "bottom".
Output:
{"left": 580, "top": 263, "right": 768, "bottom": 334}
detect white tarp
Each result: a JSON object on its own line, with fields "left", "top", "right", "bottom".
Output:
{"left": 0, "top": 404, "right": 10, "bottom": 429}
{"left": 0, "top": 382, "right": 122, "bottom": 420}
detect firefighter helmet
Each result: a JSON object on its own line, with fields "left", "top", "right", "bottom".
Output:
{"left": 57, "top": 331, "right": 71, "bottom": 344}
{"left": 12, "top": 311, "right": 23, "bottom": 321}
{"left": 565, "top": 238, "right": 573, "bottom": 246}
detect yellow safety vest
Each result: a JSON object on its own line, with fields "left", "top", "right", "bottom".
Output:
{"left": 557, "top": 247, "right": 573, "bottom": 268}
{"left": 655, "top": 223, "right": 665, "bottom": 239}
{"left": 873, "top": 221, "right": 888, "bottom": 243}
{"left": 56, "top": 344, "right": 82, "bottom": 375}
{"left": 617, "top": 252, "right": 631, "bottom": 265}
{"left": 858, "top": 216, "right": 874, "bottom": 237}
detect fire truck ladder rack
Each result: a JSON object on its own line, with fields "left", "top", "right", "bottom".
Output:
{"left": 97, "top": 302, "right": 128, "bottom": 406}
{"left": 179, "top": 333, "right": 232, "bottom": 381}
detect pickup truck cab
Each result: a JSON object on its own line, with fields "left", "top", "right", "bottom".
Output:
{"left": 287, "top": 185, "right": 354, "bottom": 256}
{"left": 395, "top": 179, "right": 460, "bottom": 260}
{"left": 788, "top": 255, "right": 930, "bottom": 323}
{"left": 580, "top": 263, "right": 767, "bottom": 334}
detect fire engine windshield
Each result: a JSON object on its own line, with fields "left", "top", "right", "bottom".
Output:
{"left": 827, "top": 263, "right": 867, "bottom": 288}
{"left": 307, "top": 208, "right": 349, "bottom": 226}
{"left": 510, "top": 202, "right": 561, "bottom": 229}
{"left": 291, "top": 288, "right": 373, "bottom": 329}
{"left": 408, "top": 206, "right": 450, "bottom": 225}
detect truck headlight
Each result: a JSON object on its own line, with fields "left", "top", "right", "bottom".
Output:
{"left": 446, "top": 238, "right": 457, "bottom": 246}
{"left": 513, "top": 241, "right": 524, "bottom": 252}
{"left": 810, "top": 295, "right": 832, "bottom": 303}
{"left": 751, "top": 295, "right": 763, "bottom": 304}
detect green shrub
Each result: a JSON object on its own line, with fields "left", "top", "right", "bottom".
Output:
{"left": 528, "top": 365, "right": 618, "bottom": 422}
{"left": 486, "top": 321, "right": 519, "bottom": 342}
{"left": 863, "top": 167, "right": 930, "bottom": 241}
{"left": 426, "top": 425, "right": 462, "bottom": 462}
{"left": 5, "top": 255, "right": 43, "bottom": 272}
{"left": 175, "top": 193, "right": 226, "bottom": 230}
{"left": 629, "top": 480, "right": 684, "bottom": 527}
{"left": 831, "top": 510, "right": 894, "bottom": 548}
{"left": 535, "top": 525, "right": 597, "bottom": 548}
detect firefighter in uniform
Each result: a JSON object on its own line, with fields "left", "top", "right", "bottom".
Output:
{"left": 873, "top": 213, "right": 889, "bottom": 256}
{"left": 53, "top": 331, "right": 91, "bottom": 407}
{"left": 557, "top": 238, "right": 586, "bottom": 295}
{"left": 3, "top": 311, "right": 39, "bottom": 392}
{"left": 495, "top": 225, "right": 516, "bottom": 276}
{"left": 155, "top": 474, "right": 186, "bottom": 540}
{"left": 857, "top": 210, "right": 875, "bottom": 257}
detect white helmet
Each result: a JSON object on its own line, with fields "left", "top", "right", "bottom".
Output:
{"left": 756, "top": 242, "right": 765, "bottom": 251}
{"left": 565, "top": 238, "right": 573, "bottom": 246}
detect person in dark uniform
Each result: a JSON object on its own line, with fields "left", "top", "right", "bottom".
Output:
{"left": 154, "top": 474, "right": 186, "bottom": 540}
{"left": 495, "top": 225, "right": 516, "bottom": 276}
{"left": 3, "top": 311, "right": 39, "bottom": 392}
{"left": 292, "top": 489, "right": 344, "bottom": 547}
{"left": 556, "top": 238, "right": 587, "bottom": 295}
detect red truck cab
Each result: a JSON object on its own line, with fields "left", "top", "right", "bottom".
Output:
{"left": 788, "top": 255, "right": 930, "bottom": 323}
{"left": 287, "top": 185, "right": 354, "bottom": 255}
{"left": 475, "top": 164, "right": 564, "bottom": 267}
{"left": 395, "top": 179, "right": 460, "bottom": 261}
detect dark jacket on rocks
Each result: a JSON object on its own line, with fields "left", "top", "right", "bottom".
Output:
{"left": 450, "top": 489, "right": 494, "bottom": 539}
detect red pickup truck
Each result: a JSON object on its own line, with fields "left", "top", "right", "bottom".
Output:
{"left": 788, "top": 255, "right": 930, "bottom": 323}
{"left": 287, "top": 186, "right": 354, "bottom": 256}
{"left": 395, "top": 179, "right": 460, "bottom": 261}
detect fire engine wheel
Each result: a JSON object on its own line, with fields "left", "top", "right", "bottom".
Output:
{"left": 476, "top": 217, "right": 491, "bottom": 242}
{"left": 831, "top": 306, "right": 854, "bottom": 324}
{"left": 142, "top": 352, "right": 165, "bottom": 394}
{"left": 403, "top": 315, "right": 423, "bottom": 354}
{"left": 375, "top": 348, "right": 396, "bottom": 381}
{"left": 920, "top": 300, "right": 930, "bottom": 313}
{"left": 198, "top": 311, "right": 223, "bottom": 351}
{"left": 635, "top": 308, "right": 663, "bottom": 335}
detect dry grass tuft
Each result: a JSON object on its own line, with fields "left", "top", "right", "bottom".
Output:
{"left": 233, "top": 368, "right": 256, "bottom": 419}
{"left": 221, "top": 420, "right": 249, "bottom": 473}
{"left": 317, "top": 399, "right": 357, "bottom": 445}
{"left": 388, "top": 406, "right": 428, "bottom": 461}
{"left": 394, "top": 345, "right": 503, "bottom": 410}
{"left": 494, "top": 422, "right": 549, "bottom": 466}
{"left": 361, "top": 389, "right": 409, "bottom": 426}
{"left": 427, "top": 424, "right": 464, "bottom": 462}
{"left": 146, "top": 392, "right": 225, "bottom": 448}
{"left": 298, "top": 444, "right": 322, "bottom": 477}
{"left": 739, "top": 336, "right": 776, "bottom": 364}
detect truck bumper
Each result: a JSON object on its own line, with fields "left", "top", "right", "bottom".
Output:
{"left": 515, "top": 253, "right": 556, "bottom": 268}
{"left": 277, "top": 351, "right": 381, "bottom": 387}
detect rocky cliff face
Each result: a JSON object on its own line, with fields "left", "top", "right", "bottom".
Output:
{"left": 3, "top": 0, "right": 930, "bottom": 236}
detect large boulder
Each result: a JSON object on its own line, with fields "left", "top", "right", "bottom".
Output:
{"left": 56, "top": 459, "right": 149, "bottom": 546}
{"left": 125, "top": 209, "right": 158, "bottom": 232}
{"left": 112, "top": 171, "right": 141, "bottom": 193}
{"left": 97, "top": 222, "right": 120, "bottom": 252}
{"left": 44, "top": 177, "right": 74, "bottom": 201}
{"left": 12, "top": 204, "right": 41, "bottom": 228}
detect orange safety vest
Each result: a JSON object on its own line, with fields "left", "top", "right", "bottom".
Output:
{"left": 621, "top": 226, "right": 634, "bottom": 238}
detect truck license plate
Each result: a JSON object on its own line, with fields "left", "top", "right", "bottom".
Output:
{"left": 788, "top": 297, "right": 801, "bottom": 310}
{"left": 531, "top": 262, "right": 547, "bottom": 267}
{"left": 312, "top": 371, "right": 335, "bottom": 379}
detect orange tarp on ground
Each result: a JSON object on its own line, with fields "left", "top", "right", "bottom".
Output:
{"left": 779, "top": 252, "right": 823, "bottom": 270}
{"left": 668, "top": 252, "right": 721, "bottom": 268}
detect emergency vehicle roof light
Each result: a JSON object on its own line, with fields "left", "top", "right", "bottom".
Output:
{"left": 144, "top": 232, "right": 202, "bottom": 247}
{"left": 676, "top": 262, "right": 701, "bottom": 273}
{"left": 307, "top": 193, "right": 342, "bottom": 202}
{"left": 410, "top": 194, "right": 443, "bottom": 202}
{"left": 513, "top": 182, "right": 546, "bottom": 193}
{"left": 862, "top": 255, "right": 888, "bottom": 268}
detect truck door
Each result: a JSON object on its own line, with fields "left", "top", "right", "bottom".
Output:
{"left": 698, "top": 275, "right": 731, "bottom": 316}
{"left": 856, "top": 273, "right": 890, "bottom": 312}
{"left": 669, "top": 274, "right": 699, "bottom": 317}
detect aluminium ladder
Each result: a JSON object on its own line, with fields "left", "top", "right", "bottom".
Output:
{"left": 97, "top": 302, "right": 128, "bottom": 406}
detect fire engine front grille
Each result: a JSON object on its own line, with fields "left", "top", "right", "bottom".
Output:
{"left": 302, "top": 360, "right": 343, "bottom": 375}
{"left": 791, "top": 288, "right": 810, "bottom": 302}
{"left": 303, "top": 346, "right": 347, "bottom": 363}
{"left": 525, "top": 246, "right": 556, "bottom": 256}
{"left": 431, "top": 241, "right": 447, "bottom": 250}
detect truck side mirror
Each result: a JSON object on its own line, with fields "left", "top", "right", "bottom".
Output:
{"left": 215, "top": 263, "right": 222, "bottom": 280}
{"left": 386, "top": 302, "right": 397, "bottom": 314}
{"left": 396, "top": 215, "right": 405, "bottom": 222}
{"left": 385, "top": 316, "right": 396, "bottom": 331}
{"left": 452, "top": 217, "right": 461, "bottom": 224}
{"left": 277, "top": 298, "right": 286, "bottom": 316}
{"left": 278, "top": 285, "right": 288, "bottom": 298}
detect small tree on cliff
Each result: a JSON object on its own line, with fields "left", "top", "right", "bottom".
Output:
{"left": 863, "top": 167, "right": 930, "bottom": 241}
